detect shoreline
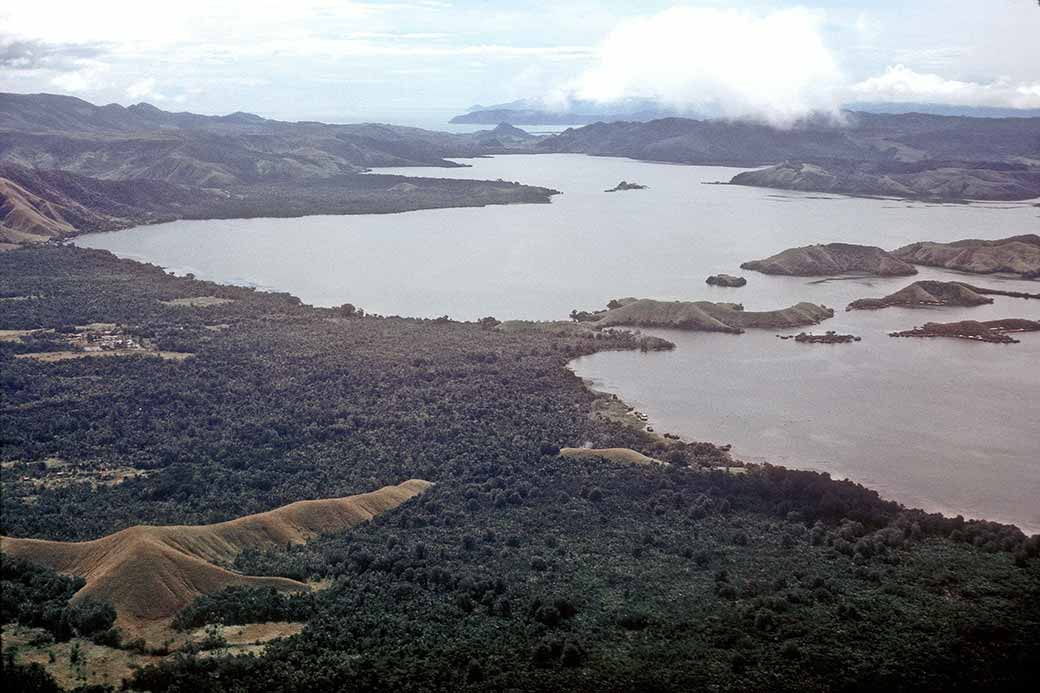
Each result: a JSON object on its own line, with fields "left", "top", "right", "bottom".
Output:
{"left": 570, "top": 356, "right": 1037, "bottom": 535}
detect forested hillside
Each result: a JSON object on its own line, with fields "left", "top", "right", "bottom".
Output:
{"left": 1, "top": 247, "right": 1037, "bottom": 691}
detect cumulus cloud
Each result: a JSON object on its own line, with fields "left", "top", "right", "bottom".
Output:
{"left": 558, "top": 6, "right": 843, "bottom": 126}
{"left": 851, "top": 65, "right": 1040, "bottom": 109}
{"left": 46, "top": 59, "right": 110, "bottom": 93}
{"left": 125, "top": 78, "right": 165, "bottom": 101}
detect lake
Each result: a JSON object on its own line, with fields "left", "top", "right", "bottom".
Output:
{"left": 74, "top": 154, "right": 1040, "bottom": 533}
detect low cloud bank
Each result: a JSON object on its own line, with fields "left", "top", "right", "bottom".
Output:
{"left": 540, "top": 6, "right": 1040, "bottom": 126}
{"left": 851, "top": 65, "right": 1040, "bottom": 110}
{"left": 553, "top": 6, "right": 842, "bottom": 127}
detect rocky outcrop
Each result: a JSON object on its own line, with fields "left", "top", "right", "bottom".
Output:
{"left": 592, "top": 298, "right": 833, "bottom": 333}
{"left": 604, "top": 180, "right": 648, "bottom": 192}
{"left": 729, "top": 161, "right": 1040, "bottom": 202}
{"left": 889, "top": 319, "right": 1040, "bottom": 344}
{"left": 778, "top": 331, "right": 861, "bottom": 344}
{"left": 892, "top": 235, "right": 1040, "bottom": 277}
{"left": 741, "top": 243, "right": 917, "bottom": 277}
{"left": 706, "top": 274, "right": 747, "bottom": 287}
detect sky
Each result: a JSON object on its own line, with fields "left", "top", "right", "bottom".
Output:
{"left": 1, "top": 1, "right": 1039, "bottom": 125}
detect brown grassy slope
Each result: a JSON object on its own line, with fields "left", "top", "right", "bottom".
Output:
{"left": 846, "top": 280, "right": 996, "bottom": 310}
{"left": 594, "top": 299, "right": 834, "bottom": 333}
{"left": 741, "top": 243, "right": 917, "bottom": 276}
{"left": 559, "top": 447, "right": 663, "bottom": 466}
{"left": 0, "top": 480, "right": 432, "bottom": 628}
{"left": 1, "top": 162, "right": 215, "bottom": 246}
{"left": 0, "top": 175, "right": 81, "bottom": 244}
{"left": 892, "top": 234, "right": 1040, "bottom": 276}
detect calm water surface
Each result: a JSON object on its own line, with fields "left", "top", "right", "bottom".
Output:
{"left": 75, "top": 154, "right": 1040, "bottom": 532}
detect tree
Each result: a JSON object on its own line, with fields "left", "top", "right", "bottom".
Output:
{"left": 478, "top": 316, "right": 501, "bottom": 330}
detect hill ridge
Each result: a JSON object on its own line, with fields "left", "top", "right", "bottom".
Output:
{"left": 0, "top": 479, "right": 432, "bottom": 630}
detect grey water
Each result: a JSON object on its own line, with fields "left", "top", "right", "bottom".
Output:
{"left": 74, "top": 154, "right": 1040, "bottom": 533}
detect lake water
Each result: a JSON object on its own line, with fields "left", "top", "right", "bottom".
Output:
{"left": 74, "top": 154, "right": 1040, "bottom": 533}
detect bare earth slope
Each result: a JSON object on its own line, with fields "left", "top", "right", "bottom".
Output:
{"left": 741, "top": 243, "right": 917, "bottom": 276}
{"left": 892, "top": 235, "right": 1040, "bottom": 277}
{"left": 0, "top": 480, "right": 431, "bottom": 630}
{"left": 0, "top": 163, "right": 218, "bottom": 245}
{"left": 593, "top": 298, "right": 833, "bottom": 333}
{"left": 847, "top": 280, "right": 1039, "bottom": 310}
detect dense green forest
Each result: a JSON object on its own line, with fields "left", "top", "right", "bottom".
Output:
{"left": 1, "top": 246, "right": 1038, "bottom": 692}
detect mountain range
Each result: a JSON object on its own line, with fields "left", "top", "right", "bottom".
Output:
{"left": 0, "top": 93, "right": 551, "bottom": 246}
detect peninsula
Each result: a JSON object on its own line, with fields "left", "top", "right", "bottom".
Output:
{"left": 892, "top": 235, "right": 1040, "bottom": 278}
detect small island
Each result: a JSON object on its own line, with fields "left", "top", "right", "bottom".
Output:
{"left": 889, "top": 318, "right": 1040, "bottom": 344}
{"left": 575, "top": 298, "right": 833, "bottom": 333}
{"left": 741, "top": 243, "right": 917, "bottom": 277}
{"left": 847, "top": 280, "right": 1040, "bottom": 310}
{"left": 706, "top": 273, "right": 747, "bottom": 287}
{"left": 604, "top": 180, "right": 648, "bottom": 192}
{"left": 778, "top": 331, "right": 861, "bottom": 344}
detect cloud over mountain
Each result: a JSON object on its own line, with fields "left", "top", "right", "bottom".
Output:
{"left": 560, "top": 6, "right": 843, "bottom": 126}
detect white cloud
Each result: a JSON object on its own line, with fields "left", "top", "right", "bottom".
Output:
{"left": 125, "top": 77, "right": 165, "bottom": 101}
{"left": 48, "top": 61, "right": 108, "bottom": 92}
{"left": 851, "top": 65, "right": 1040, "bottom": 109}
{"left": 560, "top": 6, "right": 843, "bottom": 125}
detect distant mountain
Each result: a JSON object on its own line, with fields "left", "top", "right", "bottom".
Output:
{"left": 537, "top": 112, "right": 1040, "bottom": 165}
{"left": 0, "top": 93, "right": 558, "bottom": 246}
{"left": 450, "top": 97, "right": 686, "bottom": 125}
{"left": 846, "top": 102, "right": 1040, "bottom": 119}
{"left": 534, "top": 111, "right": 1040, "bottom": 200}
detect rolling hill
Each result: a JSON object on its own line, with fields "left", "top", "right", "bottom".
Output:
{"left": 892, "top": 234, "right": 1040, "bottom": 277}
{"left": 0, "top": 93, "right": 554, "bottom": 246}
{"left": 741, "top": 243, "right": 917, "bottom": 276}
{"left": 592, "top": 298, "right": 834, "bottom": 333}
{"left": 536, "top": 111, "right": 1040, "bottom": 200}
{"left": 0, "top": 480, "right": 432, "bottom": 631}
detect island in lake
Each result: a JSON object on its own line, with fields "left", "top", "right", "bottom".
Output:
{"left": 845, "top": 280, "right": 1039, "bottom": 311}
{"left": 890, "top": 318, "right": 1040, "bottom": 344}
{"left": 778, "top": 331, "right": 861, "bottom": 344}
{"left": 604, "top": 180, "right": 648, "bottom": 192}
{"left": 706, "top": 273, "right": 747, "bottom": 287}
{"left": 586, "top": 298, "right": 833, "bottom": 333}
{"left": 741, "top": 242, "right": 917, "bottom": 277}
